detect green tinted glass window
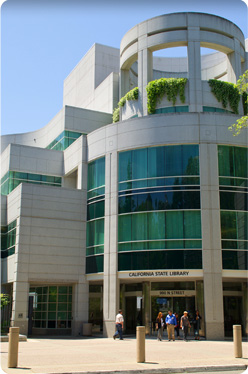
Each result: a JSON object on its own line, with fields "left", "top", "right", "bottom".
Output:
{"left": 118, "top": 250, "right": 202, "bottom": 271}
{"left": 87, "top": 158, "right": 105, "bottom": 191}
{"left": 222, "top": 250, "right": 248, "bottom": 270}
{"left": 218, "top": 146, "right": 248, "bottom": 178}
{"left": 221, "top": 211, "right": 248, "bottom": 241}
{"left": 86, "top": 219, "right": 104, "bottom": 248}
{"left": 86, "top": 255, "right": 104, "bottom": 274}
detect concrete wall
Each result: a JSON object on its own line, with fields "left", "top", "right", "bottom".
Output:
{"left": 63, "top": 44, "right": 120, "bottom": 113}
{"left": 1, "top": 183, "right": 88, "bottom": 336}
{"left": 1, "top": 106, "right": 112, "bottom": 153}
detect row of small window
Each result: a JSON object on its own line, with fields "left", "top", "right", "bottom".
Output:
{"left": 118, "top": 211, "right": 201, "bottom": 243}
{"left": 30, "top": 286, "right": 72, "bottom": 295}
{"left": 219, "top": 177, "right": 248, "bottom": 188}
{"left": 1, "top": 171, "right": 62, "bottom": 195}
{"left": 87, "top": 187, "right": 105, "bottom": 200}
{"left": 153, "top": 106, "right": 233, "bottom": 114}
{"left": 86, "top": 245, "right": 104, "bottom": 256}
{"left": 34, "top": 303, "right": 71, "bottom": 319}
{"left": 33, "top": 293, "right": 72, "bottom": 304}
{"left": 119, "top": 250, "right": 247, "bottom": 271}
{"left": 154, "top": 106, "right": 189, "bottom": 114}
{"left": 1, "top": 220, "right": 16, "bottom": 258}
{"left": 203, "top": 106, "right": 233, "bottom": 113}
{"left": 119, "top": 177, "right": 200, "bottom": 192}
{"left": 118, "top": 240, "right": 202, "bottom": 252}
{"left": 46, "top": 130, "right": 84, "bottom": 151}
{"left": 33, "top": 320, "right": 71, "bottom": 329}
{"left": 119, "top": 145, "right": 199, "bottom": 184}
{"left": 218, "top": 146, "right": 248, "bottom": 179}
{"left": 119, "top": 190, "right": 200, "bottom": 214}
{"left": 222, "top": 241, "right": 248, "bottom": 250}
{"left": 85, "top": 250, "right": 248, "bottom": 274}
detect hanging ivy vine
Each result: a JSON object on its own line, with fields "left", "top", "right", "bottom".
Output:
{"left": 112, "top": 87, "right": 139, "bottom": 123}
{"left": 208, "top": 79, "right": 240, "bottom": 114}
{"left": 146, "top": 78, "right": 188, "bottom": 114}
{"left": 242, "top": 92, "right": 248, "bottom": 116}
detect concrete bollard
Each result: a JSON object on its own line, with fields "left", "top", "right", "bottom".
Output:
{"left": 233, "top": 325, "right": 242, "bottom": 358}
{"left": 8, "top": 327, "right": 20, "bottom": 368}
{"left": 136, "top": 326, "right": 145, "bottom": 363}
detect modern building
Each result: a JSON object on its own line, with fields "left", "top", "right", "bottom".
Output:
{"left": 1, "top": 12, "right": 248, "bottom": 340}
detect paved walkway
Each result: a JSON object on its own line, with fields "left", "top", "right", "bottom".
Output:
{"left": 1, "top": 336, "right": 247, "bottom": 374}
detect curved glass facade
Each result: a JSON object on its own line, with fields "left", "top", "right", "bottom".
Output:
{"left": 218, "top": 145, "right": 248, "bottom": 270}
{"left": 86, "top": 157, "right": 105, "bottom": 274}
{"left": 118, "top": 145, "right": 201, "bottom": 271}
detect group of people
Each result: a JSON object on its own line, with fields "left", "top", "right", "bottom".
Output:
{"left": 112, "top": 309, "right": 201, "bottom": 341}
{"left": 155, "top": 310, "right": 201, "bottom": 341}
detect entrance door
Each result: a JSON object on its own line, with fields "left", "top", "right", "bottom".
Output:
{"left": 173, "top": 297, "right": 195, "bottom": 320}
{"left": 224, "top": 296, "right": 243, "bottom": 337}
{"left": 125, "top": 296, "right": 143, "bottom": 334}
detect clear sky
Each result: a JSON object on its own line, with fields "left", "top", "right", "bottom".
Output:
{"left": 1, "top": 0, "right": 248, "bottom": 135}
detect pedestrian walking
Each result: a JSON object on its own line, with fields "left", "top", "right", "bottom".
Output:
{"left": 165, "top": 310, "right": 177, "bottom": 341}
{"left": 180, "top": 310, "right": 191, "bottom": 341}
{"left": 155, "top": 312, "right": 164, "bottom": 341}
{"left": 193, "top": 310, "right": 202, "bottom": 340}
{"left": 113, "top": 309, "right": 124, "bottom": 340}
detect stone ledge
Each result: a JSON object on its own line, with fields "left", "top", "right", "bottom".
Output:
{"left": 0, "top": 334, "right": 27, "bottom": 342}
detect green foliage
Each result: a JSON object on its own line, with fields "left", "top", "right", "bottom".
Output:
{"left": 242, "top": 92, "right": 248, "bottom": 116}
{"left": 1, "top": 294, "right": 10, "bottom": 308}
{"left": 113, "top": 87, "right": 139, "bottom": 123}
{"left": 113, "top": 107, "right": 120, "bottom": 123}
{"left": 146, "top": 78, "right": 188, "bottom": 114}
{"left": 228, "top": 116, "right": 248, "bottom": 136}
{"left": 208, "top": 79, "right": 240, "bottom": 114}
{"left": 228, "top": 70, "right": 248, "bottom": 136}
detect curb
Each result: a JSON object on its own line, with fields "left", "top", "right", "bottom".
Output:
{"left": 49, "top": 364, "right": 247, "bottom": 374}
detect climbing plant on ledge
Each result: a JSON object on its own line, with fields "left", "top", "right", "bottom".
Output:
{"left": 208, "top": 79, "right": 240, "bottom": 114}
{"left": 113, "top": 87, "right": 139, "bottom": 123}
{"left": 146, "top": 78, "right": 188, "bottom": 114}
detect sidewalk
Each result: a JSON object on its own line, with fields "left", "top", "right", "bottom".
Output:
{"left": 1, "top": 336, "right": 247, "bottom": 374}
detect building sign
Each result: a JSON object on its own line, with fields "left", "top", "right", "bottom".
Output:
{"left": 158, "top": 290, "right": 185, "bottom": 296}
{"left": 129, "top": 271, "right": 190, "bottom": 277}
{"left": 118, "top": 269, "right": 203, "bottom": 279}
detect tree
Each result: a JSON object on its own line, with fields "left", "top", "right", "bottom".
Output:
{"left": 228, "top": 70, "right": 248, "bottom": 136}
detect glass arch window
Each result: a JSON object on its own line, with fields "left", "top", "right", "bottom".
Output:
{"left": 218, "top": 145, "right": 248, "bottom": 270}
{"left": 86, "top": 157, "right": 105, "bottom": 274}
{"left": 118, "top": 145, "right": 202, "bottom": 271}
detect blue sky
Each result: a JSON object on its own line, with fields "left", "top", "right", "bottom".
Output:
{"left": 1, "top": 0, "right": 248, "bottom": 135}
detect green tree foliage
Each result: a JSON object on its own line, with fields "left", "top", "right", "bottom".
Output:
{"left": 228, "top": 70, "right": 248, "bottom": 136}
{"left": 1, "top": 293, "right": 10, "bottom": 308}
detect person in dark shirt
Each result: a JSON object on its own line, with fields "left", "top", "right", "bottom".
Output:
{"left": 155, "top": 312, "right": 164, "bottom": 341}
{"left": 180, "top": 310, "right": 191, "bottom": 341}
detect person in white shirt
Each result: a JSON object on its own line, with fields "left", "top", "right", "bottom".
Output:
{"left": 113, "top": 309, "right": 124, "bottom": 340}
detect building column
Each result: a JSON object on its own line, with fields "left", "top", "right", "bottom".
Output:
{"left": 142, "top": 282, "right": 151, "bottom": 335}
{"left": 11, "top": 281, "right": 29, "bottom": 335}
{"left": 200, "top": 143, "right": 224, "bottom": 340}
{"left": 103, "top": 151, "right": 119, "bottom": 337}
{"left": 72, "top": 279, "right": 89, "bottom": 336}
{"left": 187, "top": 27, "right": 203, "bottom": 112}
{"left": 227, "top": 38, "right": 242, "bottom": 84}
{"left": 120, "top": 69, "right": 130, "bottom": 98}
{"left": 138, "top": 38, "right": 153, "bottom": 116}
